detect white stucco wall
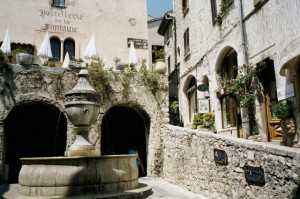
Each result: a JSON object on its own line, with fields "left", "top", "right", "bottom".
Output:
{"left": 148, "top": 17, "right": 164, "bottom": 71}
{"left": 173, "top": 0, "right": 300, "bottom": 139}
{"left": 0, "top": 0, "right": 148, "bottom": 68}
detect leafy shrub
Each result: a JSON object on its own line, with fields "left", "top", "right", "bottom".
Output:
{"left": 192, "top": 112, "right": 215, "bottom": 130}
{"left": 273, "top": 100, "right": 293, "bottom": 120}
{"left": 192, "top": 113, "right": 203, "bottom": 129}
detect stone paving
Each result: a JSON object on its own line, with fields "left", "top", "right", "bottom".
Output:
{"left": 0, "top": 178, "right": 208, "bottom": 199}
{"left": 140, "top": 177, "right": 208, "bottom": 199}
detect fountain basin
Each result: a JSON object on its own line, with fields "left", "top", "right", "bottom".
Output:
{"left": 18, "top": 155, "right": 139, "bottom": 197}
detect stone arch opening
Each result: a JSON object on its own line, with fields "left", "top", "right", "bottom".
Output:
{"left": 101, "top": 106, "right": 150, "bottom": 177}
{"left": 183, "top": 75, "right": 198, "bottom": 123}
{"left": 4, "top": 103, "right": 67, "bottom": 183}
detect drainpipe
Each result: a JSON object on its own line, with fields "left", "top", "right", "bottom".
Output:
{"left": 239, "top": 0, "right": 248, "bottom": 65}
{"left": 165, "top": 13, "right": 178, "bottom": 85}
{"left": 238, "top": 0, "right": 250, "bottom": 139}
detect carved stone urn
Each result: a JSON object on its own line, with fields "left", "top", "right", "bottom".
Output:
{"left": 64, "top": 68, "right": 100, "bottom": 156}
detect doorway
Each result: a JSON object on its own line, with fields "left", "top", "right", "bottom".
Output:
{"left": 101, "top": 106, "right": 150, "bottom": 176}
{"left": 257, "top": 59, "right": 281, "bottom": 141}
{"left": 4, "top": 103, "right": 67, "bottom": 183}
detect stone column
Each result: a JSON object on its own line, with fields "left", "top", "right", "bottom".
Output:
{"left": 60, "top": 39, "right": 64, "bottom": 62}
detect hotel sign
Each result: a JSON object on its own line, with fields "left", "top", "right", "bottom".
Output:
{"left": 39, "top": 9, "right": 83, "bottom": 33}
{"left": 127, "top": 38, "right": 148, "bottom": 49}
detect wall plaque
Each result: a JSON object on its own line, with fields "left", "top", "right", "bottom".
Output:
{"left": 127, "top": 38, "right": 148, "bottom": 49}
{"left": 244, "top": 166, "right": 265, "bottom": 184}
{"left": 213, "top": 149, "right": 228, "bottom": 164}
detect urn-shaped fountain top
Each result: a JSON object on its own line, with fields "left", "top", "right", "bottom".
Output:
{"left": 64, "top": 69, "right": 100, "bottom": 126}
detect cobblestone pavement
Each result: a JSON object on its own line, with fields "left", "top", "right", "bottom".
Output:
{"left": 1, "top": 178, "right": 209, "bottom": 199}
{"left": 140, "top": 177, "right": 209, "bottom": 199}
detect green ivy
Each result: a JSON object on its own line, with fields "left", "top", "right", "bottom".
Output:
{"left": 273, "top": 100, "right": 293, "bottom": 120}
{"left": 216, "top": 62, "right": 266, "bottom": 135}
{"left": 87, "top": 59, "right": 109, "bottom": 92}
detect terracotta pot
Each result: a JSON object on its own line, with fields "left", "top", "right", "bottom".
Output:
{"left": 155, "top": 59, "right": 166, "bottom": 74}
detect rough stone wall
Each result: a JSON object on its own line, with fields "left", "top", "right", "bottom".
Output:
{"left": 0, "top": 64, "right": 168, "bottom": 182}
{"left": 161, "top": 125, "right": 300, "bottom": 199}
{"left": 173, "top": 0, "right": 300, "bottom": 138}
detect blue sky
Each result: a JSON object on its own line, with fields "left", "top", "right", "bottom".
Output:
{"left": 147, "top": 0, "right": 173, "bottom": 18}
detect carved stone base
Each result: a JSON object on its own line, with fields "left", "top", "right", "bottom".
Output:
{"left": 66, "top": 134, "right": 100, "bottom": 157}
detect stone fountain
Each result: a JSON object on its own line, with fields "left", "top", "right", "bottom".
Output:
{"left": 6, "top": 68, "right": 152, "bottom": 198}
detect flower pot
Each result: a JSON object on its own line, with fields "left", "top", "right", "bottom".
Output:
{"left": 155, "top": 59, "right": 166, "bottom": 74}
{"left": 115, "top": 62, "right": 126, "bottom": 70}
{"left": 16, "top": 53, "right": 33, "bottom": 65}
{"left": 281, "top": 118, "right": 296, "bottom": 147}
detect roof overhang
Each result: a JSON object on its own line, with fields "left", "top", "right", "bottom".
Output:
{"left": 157, "top": 11, "right": 173, "bottom": 36}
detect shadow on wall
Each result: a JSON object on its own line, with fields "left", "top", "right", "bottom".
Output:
{"left": 292, "top": 183, "right": 300, "bottom": 199}
{"left": 101, "top": 105, "right": 150, "bottom": 177}
{"left": 4, "top": 103, "right": 67, "bottom": 183}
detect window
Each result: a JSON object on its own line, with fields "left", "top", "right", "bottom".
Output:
{"left": 182, "top": 0, "right": 189, "bottom": 13}
{"left": 183, "top": 28, "right": 190, "bottom": 56}
{"left": 187, "top": 77, "right": 197, "bottom": 122}
{"left": 53, "top": 0, "right": 65, "bottom": 7}
{"left": 64, "top": 39, "right": 75, "bottom": 60}
{"left": 50, "top": 37, "right": 61, "bottom": 62}
{"left": 210, "top": 0, "right": 218, "bottom": 23}
{"left": 167, "top": 56, "right": 171, "bottom": 75}
{"left": 210, "top": 0, "right": 234, "bottom": 24}
{"left": 219, "top": 49, "right": 238, "bottom": 129}
{"left": 165, "top": 26, "right": 172, "bottom": 44}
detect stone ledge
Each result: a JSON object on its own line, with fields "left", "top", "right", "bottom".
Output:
{"left": 165, "top": 125, "right": 300, "bottom": 158}
{"left": 3, "top": 183, "right": 153, "bottom": 199}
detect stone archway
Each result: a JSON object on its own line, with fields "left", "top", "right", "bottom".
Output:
{"left": 4, "top": 103, "right": 67, "bottom": 183}
{"left": 101, "top": 106, "right": 150, "bottom": 177}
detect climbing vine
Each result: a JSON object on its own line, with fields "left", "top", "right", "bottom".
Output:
{"left": 216, "top": 62, "right": 266, "bottom": 135}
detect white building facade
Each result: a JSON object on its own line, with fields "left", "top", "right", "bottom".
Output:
{"left": 169, "top": 0, "right": 300, "bottom": 143}
{"left": 0, "top": 0, "right": 149, "bottom": 68}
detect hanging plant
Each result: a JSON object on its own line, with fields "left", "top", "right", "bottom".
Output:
{"left": 215, "top": 62, "right": 266, "bottom": 135}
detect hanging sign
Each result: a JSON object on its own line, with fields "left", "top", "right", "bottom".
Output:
{"left": 277, "top": 83, "right": 295, "bottom": 101}
{"left": 197, "top": 84, "right": 209, "bottom": 91}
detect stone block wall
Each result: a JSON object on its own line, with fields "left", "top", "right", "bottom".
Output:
{"left": 161, "top": 125, "right": 300, "bottom": 199}
{"left": 0, "top": 64, "right": 168, "bottom": 183}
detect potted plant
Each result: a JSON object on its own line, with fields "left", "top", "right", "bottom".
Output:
{"left": 15, "top": 48, "right": 33, "bottom": 65}
{"left": 114, "top": 57, "right": 125, "bottom": 71}
{"left": 152, "top": 47, "right": 166, "bottom": 74}
{"left": 273, "top": 100, "right": 296, "bottom": 147}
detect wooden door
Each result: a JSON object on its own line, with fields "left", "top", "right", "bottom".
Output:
{"left": 259, "top": 59, "right": 282, "bottom": 141}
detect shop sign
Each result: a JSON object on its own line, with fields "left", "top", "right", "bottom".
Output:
{"left": 277, "top": 83, "right": 295, "bottom": 101}
{"left": 127, "top": 38, "right": 148, "bottom": 49}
